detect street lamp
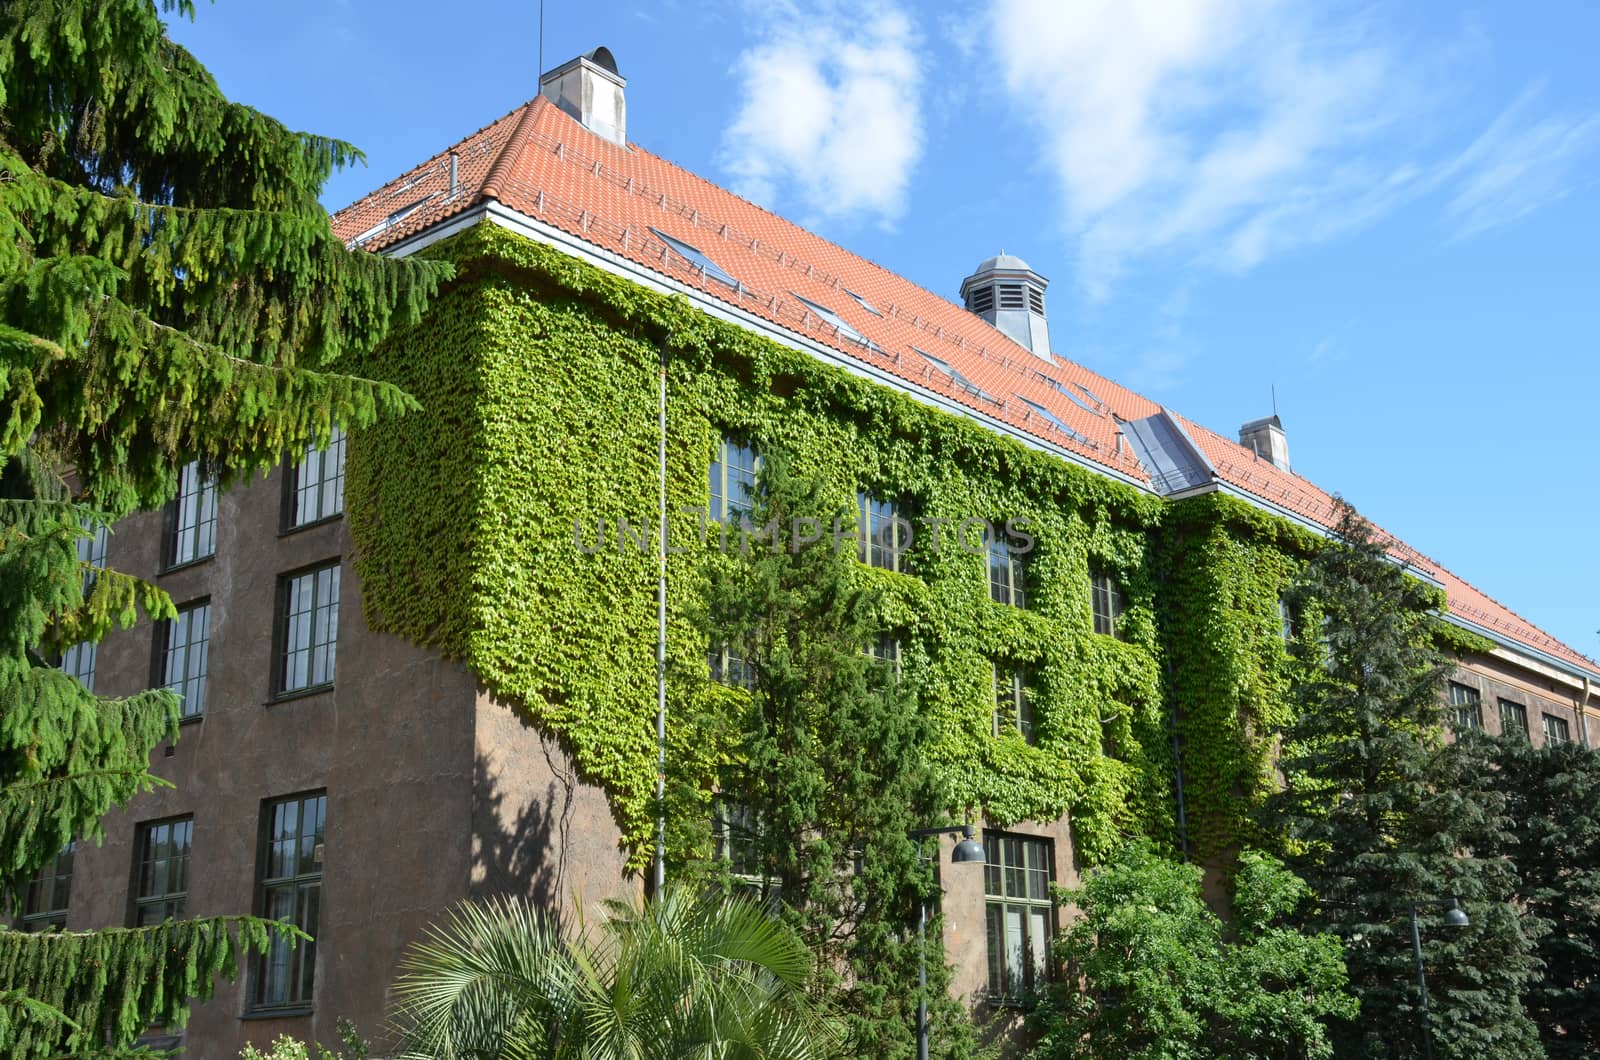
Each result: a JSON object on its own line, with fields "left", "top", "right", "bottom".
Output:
{"left": 1410, "top": 897, "right": 1470, "bottom": 1060}
{"left": 909, "top": 823, "right": 985, "bottom": 1060}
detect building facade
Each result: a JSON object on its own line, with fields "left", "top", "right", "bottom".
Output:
{"left": 22, "top": 48, "right": 1600, "bottom": 1056}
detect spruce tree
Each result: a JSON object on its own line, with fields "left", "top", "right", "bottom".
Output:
{"left": 697, "top": 452, "right": 978, "bottom": 1058}
{"left": 1443, "top": 731, "right": 1600, "bottom": 1058}
{"left": 0, "top": 1, "right": 446, "bottom": 1053}
{"left": 1265, "top": 501, "right": 1541, "bottom": 1059}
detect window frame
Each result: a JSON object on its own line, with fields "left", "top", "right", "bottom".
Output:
{"left": 162, "top": 461, "right": 217, "bottom": 571}
{"left": 857, "top": 493, "right": 909, "bottom": 572}
{"left": 250, "top": 792, "right": 326, "bottom": 1014}
{"left": 1543, "top": 713, "right": 1572, "bottom": 746}
{"left": 273, "top": 562, "right": 341, "bottom": 699}
{"left": 1447, "top": 681, "right": 1483, "bottom": 732}
{"left": 155, "top": 599, "right": 211, "bottom": 720}
{"left": 18, "top": 843, "right": 74, "bottom": 932}
{"left": 1498, "top": 698, "right": 1529, "bottom": 739}
{"left": 282, "top": 427, "right": 347, "bottom": 532}
{"left": 988, "top": 535, "right": 1028, "bottom": 609}
{"left": 868, "top": 633, "right": 902, "bottom": 677}
{"left": 1090, "top": 570, "right": 1123, "bottom": 638}
{"left": 983, "top": 832, "right": 1054, "bottom": 1004}
{"left": 708, "top": 643, "right": 755, "bottom": 690}
{"left": 708, "top": 437, "right": 760, "bottom": 528}
{"left": 132, "top": 815, "right": 193, "bottom": 926}
{"left": 993, "top": 664, "right": 1036, "bottom": 744}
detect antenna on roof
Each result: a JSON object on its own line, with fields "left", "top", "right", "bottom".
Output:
{"left": 538, "top": 0, "right": 545, "bottom": 79}
{"left": 1271, "top": 383, "right": 1277, "bottom": 418}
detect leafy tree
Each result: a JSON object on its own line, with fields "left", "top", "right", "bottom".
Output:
{"left": 1264, "top": 501, "right": 1541, "bottom": 1058}
{"left": 391, "top": 884, "right": 838, "bottom": 1059}
{"left": 1442, "top": 732, "right": 1600, "bottom": 1058}
{"left": 0, "top": 0, "right": 445, "bottom": 1053}
{"left": 240, "top": 1019, "right": 370, "bottom": 1060}
{"left": 695, "top": 452, "right": 977, "bottom": 1057}
{"left": 1031, "top": 844, "right": 1355, "bottom": 1059}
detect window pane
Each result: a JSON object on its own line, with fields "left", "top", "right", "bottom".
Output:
{"left": 291, "top": 428, "right": 346, "bottom": 527}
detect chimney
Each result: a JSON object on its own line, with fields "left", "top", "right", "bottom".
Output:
{"left": 959, "top": 252, "right": 1051, "bottom": 358}
{"left": 539, "top": 46, "right": 626, "bottom": 147}
{"left": 1239, "top": 415, "right": 1291, "bottom": 472}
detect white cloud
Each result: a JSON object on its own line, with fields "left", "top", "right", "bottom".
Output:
{"left": 719, "top": 2, "right": 922, "bottom": 225}
{"left": 987, "top": 0, "right": 1600, "bottom": 295}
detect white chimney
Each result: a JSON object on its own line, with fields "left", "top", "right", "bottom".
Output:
{"left": 539, "top": 46, "right": 626, "bottom": 147}
{"left": 1239, "top": 415, "right": 1291, "bottom": 472}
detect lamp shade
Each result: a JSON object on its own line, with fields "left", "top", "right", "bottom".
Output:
{"left": 952, "top": 826, "right": 986, "bottom": 864}
{"left": 1444, "top": 904, "right": 1470, "bottom": 928}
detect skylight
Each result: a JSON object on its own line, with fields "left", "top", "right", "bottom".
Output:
{"left": 650, "top": 227, "right": 739, "bottom": 289}
{"left": 844, "top": 289, "right": 883, "bottom": 316}
{"left": 1016, "top": 395, "right": 1088, "bottom": 444}
{"left": 914, "top": 348, "right": 998, "bottom": 403}
{"left": 1034, "top": 371, "right": 1098, "bottom": 414}
{"left": 1075, "top": 382, "right": 1106, "bottom": 406}
{"left": 351, "top": 193, "right": 437, "bottom": 246}
{"left": 790, "top": 292, "right": 865, "bottom": 344}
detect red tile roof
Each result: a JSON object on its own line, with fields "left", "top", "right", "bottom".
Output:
{"left": 331, "top": 96, "right": 1600, "bottom": 682}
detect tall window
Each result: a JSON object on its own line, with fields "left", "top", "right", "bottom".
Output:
{"left": 1447, "top": 682, "right": 1482, "bottom": 731}
{"left": 709, "top": 438, "right": 759, "bottom": 525}
{"left": 60, "top": 521, "right": 110, "bottom": 689}
{"left": 989, "top": 536, "right": 1027, "bottom": 608}
{"left": 287, "top": 427, "right": 346, "bottom": 528}
{"left": 869, "top": 633, "right": 901, "bottom": 676}
{"left": 277, "top": 565, "right": 340, "bottom": 695}
{"left": 159, "top": 602, "right": 210, "bottom": 719}
{"left": 1090, "top": 570, "right": 1124, "bottom": 637}
{"left": 165, "top": 461, "right": 217, "bottom": 568}
{"left": 19, "top": 844, "right": 74, "bottom": 932}
{"left": 59, "top": 642, "right": 98, "bottom": 693}
{"left": 134, "top": 817, "right": 192, "bottom": 925}
{"left": 857, "top": 493, "right": 907, "bottom": 572}
{"left": 984, "top": 834, "right": 1052, "bottom": 1001}
{"left": 714, "top": 800, "right": 765, "bottom": 884}
{"left": 1499, "top": 699, "right": 1529, "bottom": 739}
{"left": 708, "top": 644, "right": 754, "bottom": 690}
{"left": 1543, "top": 713, "right": 1572, "bottom": 746}
{"left": 993, "top": 665, "right": 1035, "bottom": 744}
{"left": 254, "top": 793, "right": 325, "bottom": 1011}
{"left": 1277, "top": 597, "right": 1294, "bottom": 644}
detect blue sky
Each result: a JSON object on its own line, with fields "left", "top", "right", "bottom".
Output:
{"left": 168, "top": 0, "right": 1599, "bottom": 658}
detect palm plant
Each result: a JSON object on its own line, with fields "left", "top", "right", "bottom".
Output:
{"left": 391, "top": 884, "right": 839, "bottom": 1059}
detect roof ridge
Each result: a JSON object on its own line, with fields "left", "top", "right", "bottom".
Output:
{"left": 479, "top": 96, "right": 548, "bottom": 203}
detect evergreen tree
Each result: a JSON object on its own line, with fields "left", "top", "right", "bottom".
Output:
{"left": 1443, "top": 731, "right": 1600, "bottom": 1058}
{"left": 1031, "top": 844, "right": 1356, "bottom": 1059}
{"left": 697, "top": 452, "right": 978, "bottom": 1058}
{"left": 0, "top": 1, "right": 446, "bottom": 1053}
{"left": 1264, "top": 501, "right": 1541, "bottom": 1058}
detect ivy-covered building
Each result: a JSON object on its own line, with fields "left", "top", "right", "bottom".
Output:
{"left": 43, "top": 47, "right": 1600, "bottom": 1055}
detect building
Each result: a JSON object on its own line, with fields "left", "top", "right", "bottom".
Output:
{"left": 28, "top": 47, "right": 1599, "bottom": 1056}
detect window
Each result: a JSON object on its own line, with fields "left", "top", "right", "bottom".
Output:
{"left": 984, "top": 834, "right": 1052, "bottom": 1001}
{"left": 59, "top": 522, "right": 107, "bottom": 688}
{"left": 1447, "top": 682, "right": 1482, "bottom": 731}
{"left": 253, "top": 793, "right": 325, "bottom": 1011}
{"left": 708, "top": 437, "right": 759, "bottom": 526}
{"left": 1014, "top": 395, "right": 1088, "bottom": 444}
{"left": 1499, "top": 699, "right": 1529, "bottom": 739}
{"left": 1277, "top": 598, "right": 1294, "bottom": 644}
{"left": 994, "top": 665, "right": 1035, "bottom": 744}
{"left": 650, "top": 227, "right": 739, "bottom": 288}
{"left": 858, "top": 493, "right": 908, "bottom": 572}
{"left": 59, "top": 641, "right": 98, "bottom": 693}
{"left": 915, "top": 348, "right": 998, "bottom": 403}
{"left": 287, "top": 427, "right": 346, "bottom": 528}
{"left": 790, "top": 292, "right": 865, "bottom": 344}
{"left": 714, "top": 800, "right": 764, "bottom": 883}
{"left": 709, "top": 644, "right": 755, "bottom": 690}
{"left": 158, "top": 602, "right": 210, "bottom": 719}
{"left": 165, "top": 461, "right": 217, "bottom": 568}
{"left": 277, "top": 564, "right": 340, "bottom": 695}
{"left": 844, "top": 289, "right": 882, "bottom": 316}
{"left": 869, "top": 633, "right": 901, "bottom": 675}
{"left": 1543, "top": 713, "right": 1572, "bottom": 746}
{"left": 1090, "top": 571, "right": 1124, "bottom": 637}
{"left": 133, "top": 817, "right": 192, "bottom": 925}
{"left": 19, "top": 844, "right": 74, "bottom": 932}
{"left": 989, "top": 535, "right": 1027, "bottom": 608}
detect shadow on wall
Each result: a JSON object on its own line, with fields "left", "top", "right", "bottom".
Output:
{"left": 470, "top": 731, "right": 577, "bottom": 926}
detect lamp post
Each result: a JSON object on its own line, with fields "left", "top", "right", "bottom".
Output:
{"left": 909, "top": 823, "right": 986, "bottom": 1060}
{"left": 1409, "top": 897, "right": 1470, "bottom": 1060}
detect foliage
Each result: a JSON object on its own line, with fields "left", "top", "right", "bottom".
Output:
{"left": 390, "top": 884, "right": 838, "bottom": 1059}
{"left": 0, "top": 0, "right": 444, "bottom": 1054}
{"left": 1031, "top": 844, "right": 1355, "bottom": 1059}
{"left": 346, "top": 223, "right": 1171, "bottom": 870}
{"left": 1264, "top": 501, "right": 1542, "bottom": 1059}
{"left": 690, "top": 452, "right": 977, "bottom": 1057}
{"left": 239, "top": 1018, "right": 370, "bottom": 1060}
{"left": 1443, "top": 732, "right": 1600, "bottom": 1058}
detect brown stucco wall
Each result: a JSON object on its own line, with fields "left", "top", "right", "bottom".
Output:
{"left": 67, "top": 466, "right": 480, "bottom": 1056}
{"left": 1450, "top": 652, "right": 1597, "bottom": 746}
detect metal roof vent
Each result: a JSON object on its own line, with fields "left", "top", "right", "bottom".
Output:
{"left": 1239, "top": 415, "right": 1291, "bottom": 472}
{"left": 959, "top": 252, "right": 1050, "bottom": 358}
{"left": 539, "top": 47, "right": 627, "bottom": 146}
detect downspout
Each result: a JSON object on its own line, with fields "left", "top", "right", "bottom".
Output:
{"left": 653, "top": 350, "right": 668, "bottom": 895}
{"left": 1579, "top": 675, "right": 1593, "bottom": 749}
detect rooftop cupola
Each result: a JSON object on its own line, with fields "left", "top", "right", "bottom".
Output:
{"left": 1239, "top": 415, "right": 1291, "bottom": 472}
{"left": 959, "top": 252, "right": 1051, "bottom": 358}
{"left": 539, "top": 46, "right": 626, "bottom": 147}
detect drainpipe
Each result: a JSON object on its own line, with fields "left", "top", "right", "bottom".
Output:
{"left": 1579, "top": 675, "right": 1593, "bottom": 748}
